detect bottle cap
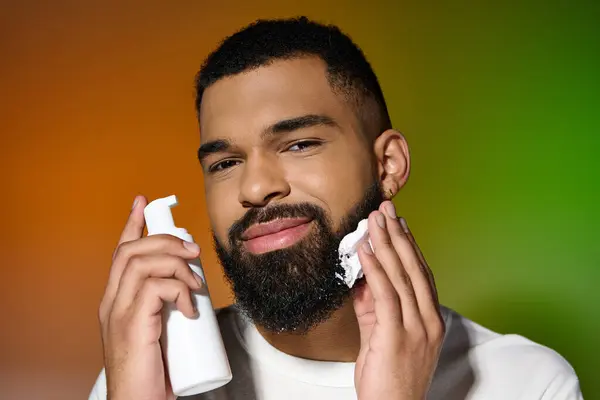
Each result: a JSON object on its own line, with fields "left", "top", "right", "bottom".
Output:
{"left": 143, "top": 195, "right": 193, "bottom": 241}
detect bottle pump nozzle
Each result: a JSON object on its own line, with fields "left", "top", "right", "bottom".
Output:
{"left": 143, "top": 195, "right": 190, "bottom": 240}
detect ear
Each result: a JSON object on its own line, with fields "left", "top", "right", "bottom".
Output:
{"left": 373, "top": 129, "right": 410, "bottom": 199}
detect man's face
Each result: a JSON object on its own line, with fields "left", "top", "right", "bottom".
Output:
{"left": 198, "top": 57, "right": 383, "bottom": 332}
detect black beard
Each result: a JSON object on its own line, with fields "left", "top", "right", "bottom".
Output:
{"left": 213, "top": 182, "right": 385, "bottom": 334}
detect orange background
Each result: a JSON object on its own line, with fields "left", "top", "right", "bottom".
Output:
{"left": 1, "top": 2, "right": 241, "bottom": 398}
{"left": 2, "top": 2, "right": 598, "bottom": 399}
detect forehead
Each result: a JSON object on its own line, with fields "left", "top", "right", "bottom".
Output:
{"left": 198, "top": 57, "right": 352, "bottom": 142}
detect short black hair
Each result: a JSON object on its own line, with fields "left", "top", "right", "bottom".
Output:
{"left": 194, "top": 16, "right": 392, "bottom": 136}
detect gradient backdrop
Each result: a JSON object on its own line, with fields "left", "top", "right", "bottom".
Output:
{"left": 1, "top": 1, "right": 598, "bottom": 399}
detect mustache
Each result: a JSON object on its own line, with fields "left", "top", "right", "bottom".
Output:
{"left": 228, "top": 203, "right": 328, "bottom": 242}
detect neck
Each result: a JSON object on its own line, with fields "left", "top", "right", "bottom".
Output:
{"left": 255, "top": 298, "right": 361, "bottom": 362}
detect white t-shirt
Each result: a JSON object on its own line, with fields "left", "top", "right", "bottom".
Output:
{"left": 88, "top": 305, "right": 583, "bottom": 399}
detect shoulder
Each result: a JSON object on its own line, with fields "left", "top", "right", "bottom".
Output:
{"left": 447, "top": 307, "right": 575, "bottom": 374}
{"left": 436, "top": 306, "right": 582, "bottom": 399}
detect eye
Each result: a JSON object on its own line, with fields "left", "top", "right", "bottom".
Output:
{"left": 286, "top": 140, "right": 322, "bottom": 152}
{"left": 209, "top": 159, "right": 240, "bottom": 173}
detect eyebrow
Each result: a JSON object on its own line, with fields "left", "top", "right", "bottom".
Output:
{"left": 197, "top": 138, "right": 231, "bottom": 164}
{"left": 265, "top": 114, "right": 337, "bottom": 137}
{"left": 197, "top": 114, "right": 337, "bottom": 164}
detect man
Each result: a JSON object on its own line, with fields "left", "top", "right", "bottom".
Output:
{"left": 89, "top": 17, "right": 582, "bottom": 399}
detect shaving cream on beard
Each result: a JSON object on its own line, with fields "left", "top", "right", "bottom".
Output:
{"left": 337, "top": 219, "right": 372, "bottom": 288}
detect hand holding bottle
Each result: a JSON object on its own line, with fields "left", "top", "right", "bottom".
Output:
{"left": 97, "top": 195, "right": 204, "bottom": 400}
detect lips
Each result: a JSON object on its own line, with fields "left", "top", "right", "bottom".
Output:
{"left": 241, "top": 218, "right": 313, "bottom": 254}
{"left": 242, "top": 218, "right": 312, "bottom": 240}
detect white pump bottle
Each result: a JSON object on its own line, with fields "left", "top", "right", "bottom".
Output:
{"left": 144, "top": 195, "right": 232, "bottom": 396}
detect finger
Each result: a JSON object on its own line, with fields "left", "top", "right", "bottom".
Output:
{"left": 352, "top": 278, "right": 375, "bottom": 376}
{"left": 134, "top": 278, "right": 197, "bottom": 319}
{"left": 111, "top": 254, "right": 203, "bottom": 315}
{"left": 117, "top": 195, "right": 148, "bottom": 248}
{"left": 352, "top": 278, "right": 376, "bottom": 336}
{"left": 380, "top": 201, "right": 442, "bottom": 334}
{"left": 380, "top": 202, "right": 436, "bottom": 320}
{"left": 400, "top": 217, "right": 439, "bottom": 304}
{"left": 367, "top": 210, "right": 421, "bottom": 325}
{"left": 399, "top": 217, "right": 443, "bottom": 335}
{"left": 357, "top": 224, "right": 402, "bottom": 326}
{"left": 100, "top": 196, "right": 147, "bottom": 324}
{"left": 106, "top": 235, "right": 200, "bottom": 306}
{"left": 104, "top": 195, "right": 147, "bottom": 309}
{"left": 100, "top": 233, "right": 200, "bottom": 324}
{"left": 352, "top": 279, "right": 375, "bottom": 323}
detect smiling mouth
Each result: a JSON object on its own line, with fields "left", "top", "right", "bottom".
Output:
{"left": 242, "top": 218, "right": 313, "bottom": 254}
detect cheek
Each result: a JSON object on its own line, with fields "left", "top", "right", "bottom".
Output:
{"left": 286, "top": 150, "right": 375, "bottom": 226}
{"left": 205, "top": 183, "right": 241, "bottom": 246}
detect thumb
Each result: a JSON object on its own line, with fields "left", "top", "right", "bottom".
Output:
{"left": 352, "top": 280, "right": 374, "bottom": 390}
{"left": 353, "top": 281, "right": 376, "bottom": 346}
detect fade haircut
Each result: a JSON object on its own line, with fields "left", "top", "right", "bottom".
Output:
{"left": 194, "top": 16, "right": 392, "bottom": 137}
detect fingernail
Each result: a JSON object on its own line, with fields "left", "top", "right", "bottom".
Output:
{"left": 362, "top": 241, "right": 373, "bottom": 255}
{"left": 384, "top": 202, "right": 397, "bottom": 219}
{"left": 375, "top": 212, "right": 386, "bottom": 229}
{"left": 193, "top": 272, "right": 204, "bottom": 289}
{"left": 131, "top": 197, "right": 139, "bottom": 210}
{"left": 183, "top": 241, "right": 200, "bottom": 254}
{"left": 399, "top": 217, "right": 409, "bottom": 232}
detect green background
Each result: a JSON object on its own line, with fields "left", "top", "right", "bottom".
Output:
{"left": 352, "top": 1, "right": 600, "bottom": 396}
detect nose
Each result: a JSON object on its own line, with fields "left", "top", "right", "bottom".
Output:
{"left": 238, "top": 154, "right": 291, "bottom": 207}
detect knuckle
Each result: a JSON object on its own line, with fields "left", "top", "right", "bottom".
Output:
{"left": 378, "top": 235, "right": 393, "bottom": 247}
{"left": 170, "top": 255, "right": 187, "bottom": 269}
{"left": 392, "top": 267, "right": 410, "bottom": 285}
{"left": 162, "top": 255, "right": 187, "bottom": 278}
{"left": 153, "top": 234, "right": 182, "bottom": 249}
{"left": 380, "top": 286, "right": 398, "bottom": 303}
{"left": 121, "top": 254, "right": 146, "bottom": 279}
{"left": 429, "top": 320, "right": 446, "bottom": 343}
{"left": 404, "top": 285, "right": 416, "bottom": 301}
{"left": 98, "top": 299, "right": 112, "bottom": 324}
{"left": 373, "top": 242, "right": 393, "bottom": 258}
{"left": 389, "top": 313, "right": 403, "bottom": 326}
{"left": 107, "top": 307, "right": 127, "bottom": 331}
{"left": 98, "top": 304, "right": 107, "bottom": 325}
{"left": 135, "top": 279, "right": 155, "bottom": 301}
{"left": 395, "top": 271, "right": 416, "bottom": 298}
{"left": 141, "top": 277, "right": 159, "bottom": 294}
{"left": 380, "top": 292, "right": 401, "bottom": 317}
{"left": 127, "top": 254, "right": 144, "bottom": 268}
{"left": 170, "top": 258, "right": 193, "bottom": 280}
{"left": 409, "top": 326, "right": 427, "bottom": 343}
{"left": 113, "top": 240, "right": 134, "bottom": 262}
{"left": 174, "top": 279, "right": 189, "bottom": 293}
{"left": 390, "top": 221, "right": 407, "bottom": 237}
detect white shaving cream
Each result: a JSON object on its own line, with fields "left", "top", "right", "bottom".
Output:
{"left": 337, "top": 219, "right": 372, "bottom": 288}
